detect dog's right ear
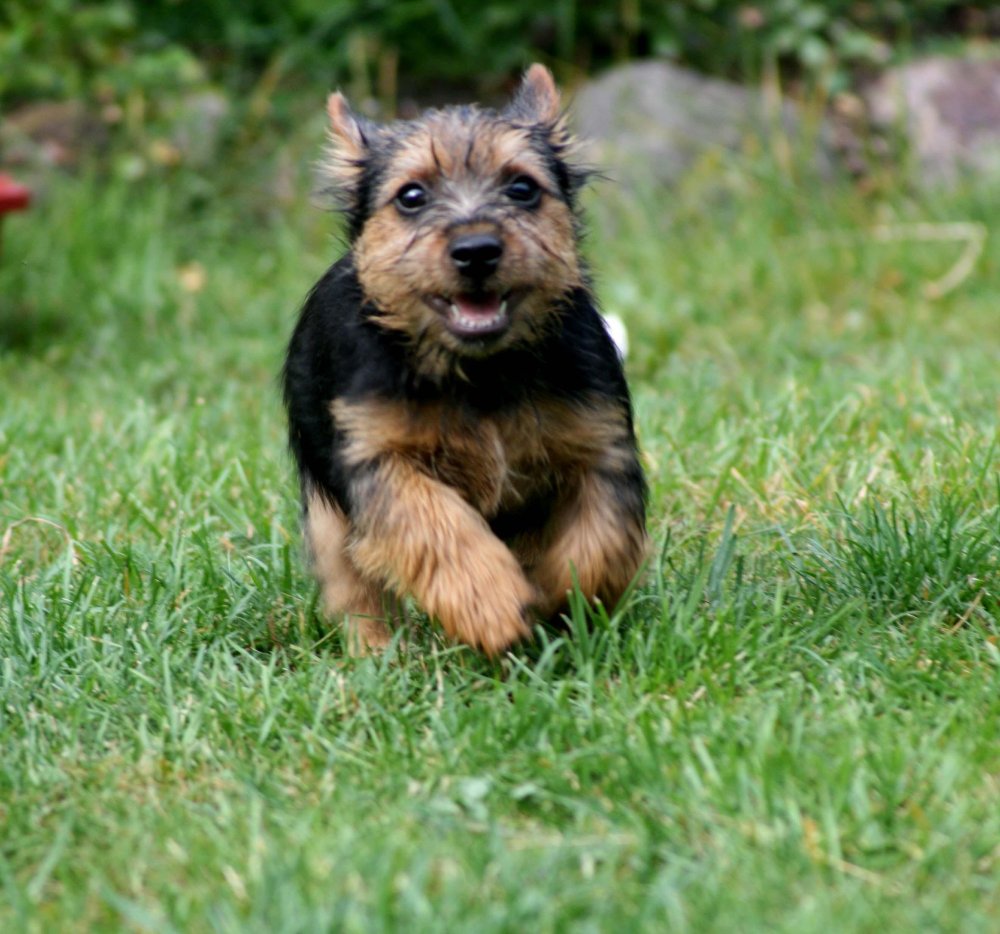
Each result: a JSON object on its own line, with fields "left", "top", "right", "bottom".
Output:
{"left": 322, "top": 92, "right": 375, "bottom": 196}
{"left": 327, "top": 92, "right": 369, "bottom": 159}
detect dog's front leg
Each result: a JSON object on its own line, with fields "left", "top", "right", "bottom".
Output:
{"left": 531, "top": 467, "right": 648, "bottom": 618}
{"left": 347, "top": 456, "right": 536, "bottom": 655}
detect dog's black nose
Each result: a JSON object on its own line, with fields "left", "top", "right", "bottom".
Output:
{"left": 450, "top": 234, "right": 503, "bottom": 279}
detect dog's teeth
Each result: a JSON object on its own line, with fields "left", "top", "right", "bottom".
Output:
{"left": 445, "top": 298, "right": 509, "bottom": 332}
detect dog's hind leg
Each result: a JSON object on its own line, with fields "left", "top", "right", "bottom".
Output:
{"left": 304, "top": 490, "right": 394, "bottom": 654}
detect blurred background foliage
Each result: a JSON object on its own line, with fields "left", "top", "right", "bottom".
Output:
{"left": 2, "top": 0, "right": 996, "bottom": 110}
{"left": 0, "top": 1, "right": 997, "bottom": 202}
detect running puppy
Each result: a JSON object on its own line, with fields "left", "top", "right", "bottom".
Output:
{"left": 283, "top": 64, "right": 647, "bottom": 655}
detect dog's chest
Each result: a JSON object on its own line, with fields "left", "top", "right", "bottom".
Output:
{"left": 333, "top": 394, "right": 617, "bottom": 518}
{"left": 427, "top": 407, "right": 561, "bottom": 517}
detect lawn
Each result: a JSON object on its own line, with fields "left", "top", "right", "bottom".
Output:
{"left": 1, "top": 140, "right": 998, "bottom": 932}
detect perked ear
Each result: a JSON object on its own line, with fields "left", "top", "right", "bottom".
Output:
{"left": 505, "top": 64, "right": 584, "bottom": 194}
{"left": 322, "top": 91, "right": 374, "bottom": 207}
{"left": 326, "top": 92, "right": 369, "bottom": 160}
{"left": 505, "top": 63, "right": 562, "bottom": 125}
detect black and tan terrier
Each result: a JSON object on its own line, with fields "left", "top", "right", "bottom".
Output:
{"left": 283, "top": 64, "right": 647, "bottom": 655}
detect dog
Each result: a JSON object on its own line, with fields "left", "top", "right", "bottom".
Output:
{"left": 283, "top": 64, "right": 647, "bottom": 655}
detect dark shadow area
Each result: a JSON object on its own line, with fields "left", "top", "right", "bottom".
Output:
{"left": 0, "top": 304, "right": 73, "bottom": 354}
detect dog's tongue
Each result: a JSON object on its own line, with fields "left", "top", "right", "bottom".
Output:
{"left": 454, "top": 293, "right": 502, "bottom": 319}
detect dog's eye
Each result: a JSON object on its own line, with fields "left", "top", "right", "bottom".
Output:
{"left": 505, "top": 175, "right": 541, "bottom": 207}
{"left": 394, "top": 183, "right": 429, "bottom": 214}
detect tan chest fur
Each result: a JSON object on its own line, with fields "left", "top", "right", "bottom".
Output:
{"left": 331, "top": 395, "right": 630, "bottom": 517}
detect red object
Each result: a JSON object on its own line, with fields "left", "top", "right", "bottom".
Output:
{"left": 0, "top": 174, "right": 31, "bottom": 213}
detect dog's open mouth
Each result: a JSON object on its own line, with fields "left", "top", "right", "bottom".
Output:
{"left": 425, "top": 292, "right": 511, "bottom": 338}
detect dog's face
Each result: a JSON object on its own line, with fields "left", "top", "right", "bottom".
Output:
{"left": 323, "top": 65, "right": 588, "bottom": 370}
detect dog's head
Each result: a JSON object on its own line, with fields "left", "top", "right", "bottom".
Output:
{"left": 321, "top": 65, "right": 590, "bottom": 370}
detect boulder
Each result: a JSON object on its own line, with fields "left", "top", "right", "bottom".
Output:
{"left": 570, "top": 60, "right": 833, "bottom": 188}
{"left": 164, "top": 89, "right": 231, "bottom": 168}
{"left": 865, "top": 53, "right": 1000, "bottom": 184}
{"left": 0, "top": 100, "right": 108, "bottom": 169}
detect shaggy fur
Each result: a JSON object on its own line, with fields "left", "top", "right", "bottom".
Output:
{"left": 283, "top": 64, "right": 647, "bottom": 655}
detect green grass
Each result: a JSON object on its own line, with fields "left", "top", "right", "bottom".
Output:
{"left": 1, "top": 145, "right": 998, "bottom": 932}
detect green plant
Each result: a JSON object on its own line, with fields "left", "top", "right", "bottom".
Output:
{"left": 1, "top": 137, "right": 998, "bottom": 929}
{"left": 0, "top": 0, "right": 204, "bottom": 104}
{"left": 2, "top": 1, "right": 993, "bottom": 111}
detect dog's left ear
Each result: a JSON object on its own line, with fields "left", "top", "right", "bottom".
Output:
{"left": 505, "top": 64, "right": 586, "bottom": 196}
{"left": 506, "top": 64, "right": 562, "bottom": 125}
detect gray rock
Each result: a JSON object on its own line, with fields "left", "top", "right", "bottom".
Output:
{"left": 570, "top": 60, "right": 832, "bottom": 189}
{"left": 1, "top": 100, "right": 108, "bottom": 169}
{"left": 865, "top": 53, "right": 1000, "bottom": 184}
{"left": 166, "top": 89, "right": 232, "bottom": 168}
